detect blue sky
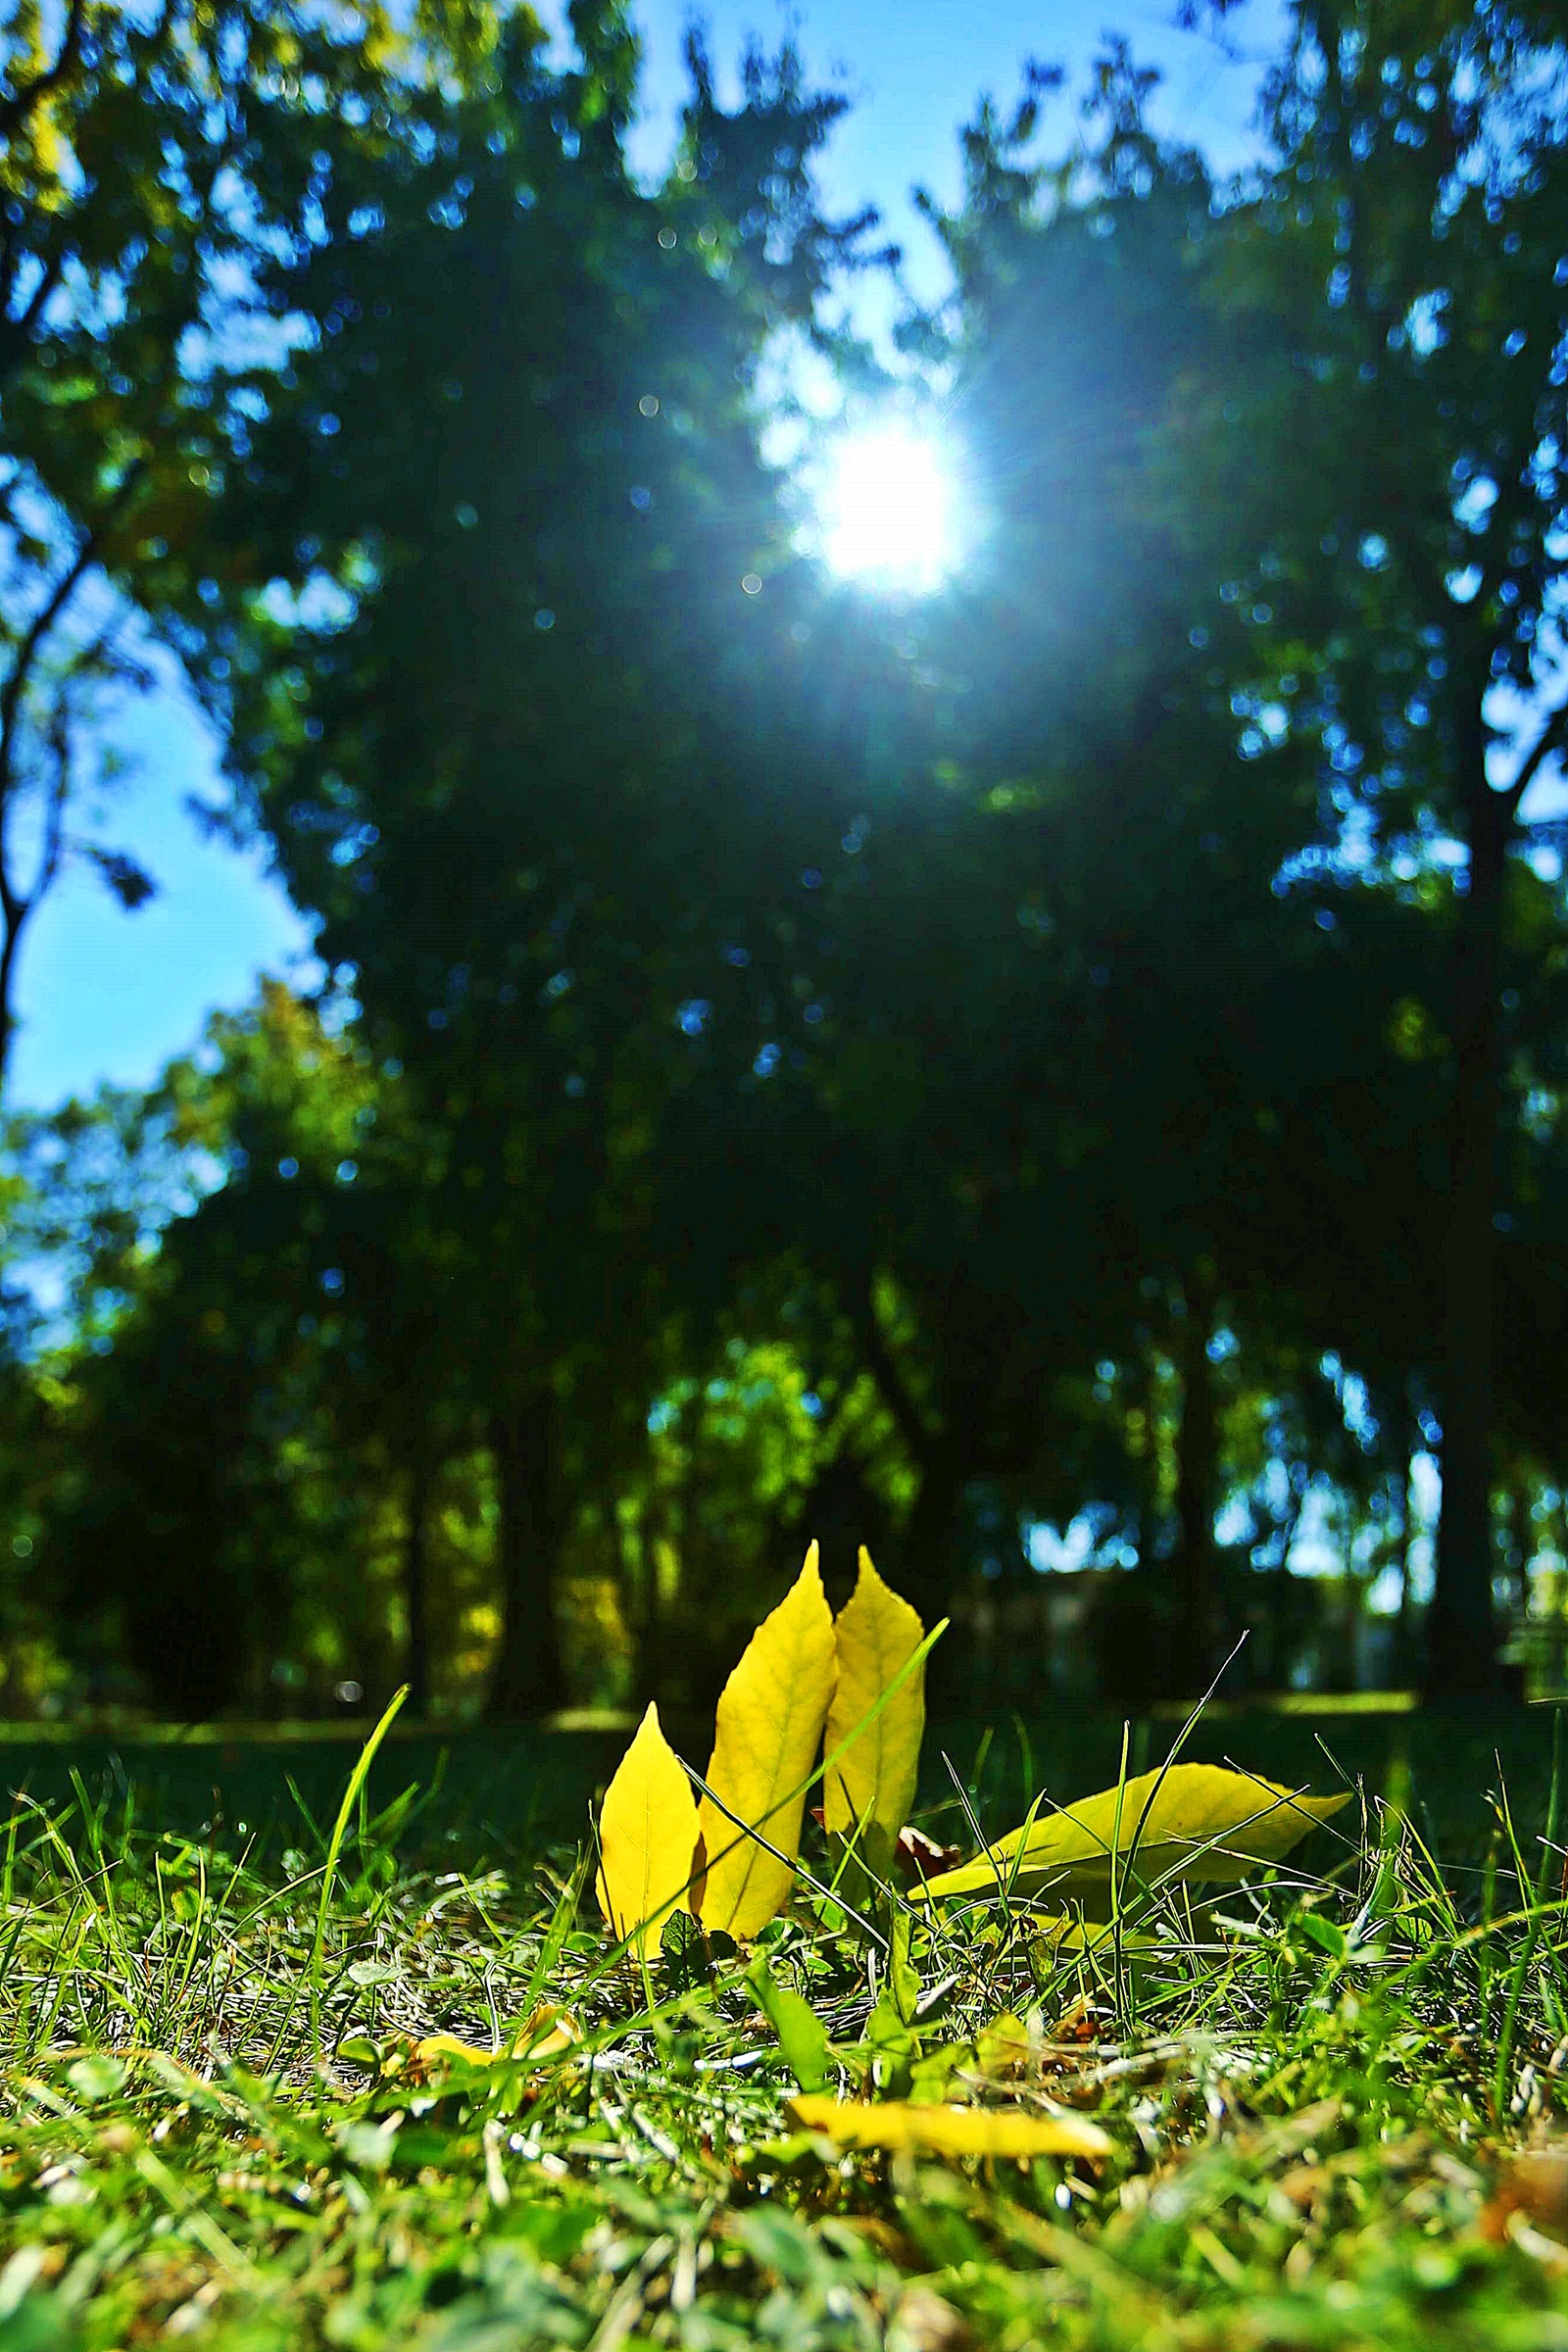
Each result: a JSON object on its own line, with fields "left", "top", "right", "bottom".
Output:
{"left": 13, "top": 0, "right": 1282, "bottom": 1112}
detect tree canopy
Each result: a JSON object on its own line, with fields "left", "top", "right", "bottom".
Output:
{"left": 6, "top": 0, "right": 1568, "bottom": 1718}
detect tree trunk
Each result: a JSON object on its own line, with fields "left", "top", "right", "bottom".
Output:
{"left": 485, "top": 1389, "right": 568, "bottom": 1720}
{"left": 851, "top": 1274, "right": 964, "bottom": 1659}
{"left": 404, "top": 1453, "right": 433, "bottom": 1720}
{"left": 626, "top": 1493, "right": 666, "bottom": 1710}
{"left": 897, "top": 1443, "right": 966, "bottom": 1690}
{"left": 1170, "top": 1302, "right": 1221, "bottom": 1698}
{"left": 0, "top": 903, "right": 22, "bottom": 1099}
{"left": 1429, "top": 689, "right": 1503, "bottom": 1699}
{"left": 1393, "top": 1449, "right": 1421, "bottom": 1691}
{"left": 1258, "top": 1482, "right": 1303, "bottom": 1694}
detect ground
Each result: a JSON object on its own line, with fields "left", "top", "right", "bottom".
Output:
{"left": 3, "top": 1706, "right": 1568, "bottom": 2349}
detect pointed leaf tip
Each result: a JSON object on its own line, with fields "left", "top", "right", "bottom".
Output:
{"left": 697, "top": 1548, "right": 837, "bottom": 1939}
{"left": 824, "top": 1547, "right": 925, "bottom": 1858}
{"left": 597, "top": 1699, "right": 701, "bottom": 1957}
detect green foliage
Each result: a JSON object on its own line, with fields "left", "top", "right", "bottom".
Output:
{"left": 0, "top": 0, "right": 508, "bottom": 1078}
{"left": 156, "top": 7, "right": 889, "bottom": 1715}
{"left": 17, "top": 988, "right": 479, "bottom": 1715}
{"left": 1159, "top": 1, "right": 1568, "bottom": 1690}
{"left": 14, "top": 0, "right": 1568, "bottom": 1722}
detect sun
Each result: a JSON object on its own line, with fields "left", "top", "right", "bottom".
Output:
{"left": 816, "top": 424, "right": 959, "bottom": 592}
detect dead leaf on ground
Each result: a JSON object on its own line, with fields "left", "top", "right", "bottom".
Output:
{"left": 914, "top": 1764, "right": 1351, "bottom": 1907}
{"left": 975, "top": 2012, "right": 1035, "bottom": 2078}
{"left": 896, "top": 1824, "right": 965, "bottom": 1877}
{"left": 787, "top": 2093, "right": 1111, "bottom": 2163}
{"left": 1482, "top": 2146, "right": 1568, "bottom": 2246}
{"left": 412, "top": 2009, "right": 577, "bottom": 2078}
{"left": 805, "top": 1814, "right": 962, "bottom": 1880}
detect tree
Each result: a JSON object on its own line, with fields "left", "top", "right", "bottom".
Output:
{"left": 0, "top": 0, "right": 500, "bottom": 1089}
{"left": 33, "top": 984, "right": 492, "bottom": 1717}
{"left": 691, "top": 72, "right": 1341, "bottom": 1683}
{"left": 1179, "top": 0, "right": 1568, "bottom": 1693}
{"left": 181, "top": 5, "right": 876, "bottom": 1713}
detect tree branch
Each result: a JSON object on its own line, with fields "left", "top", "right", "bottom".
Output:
{"left": 0, "top": 0, "right": 88, "bottom": 141}
{"left": 0, "top": 461, "right": 145, "bottom": 952}
{"left": 14, "top": 246, "right": 68, "bottom": 344}
{"left": 0, "top": 460, "right": 145, "bottom": 795}
{"left": 0, "top": 544, "right": 100, "bottom": 786}
{"left": 1500, "top": 690, "right": 1568, "bottom": 817}
{"left": 34, "top": 704, "right": 72, "bottom": 909}
{"left": 850, "top": 1272, "right": 941, "bottom": 1468}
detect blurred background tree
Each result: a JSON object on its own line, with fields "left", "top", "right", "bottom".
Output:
{"left": 1168, "top": 0, "right": 1568, "bottom": 1695}
{"left": 5, "top": 0, "right": 1568, "bottom": 1721}
{"left": 0, "top": 0, "right": 506, "bottom": 1087}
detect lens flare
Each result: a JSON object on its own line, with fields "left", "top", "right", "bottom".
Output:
{"left": 817, "top": 426, "right": 957, "bottom": 591}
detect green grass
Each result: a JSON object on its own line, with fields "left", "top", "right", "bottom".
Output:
{"left": 0, "top": 1695, "right": 1552, "bottom": 1867}
{"left": 7, "top": 1719, "right": 1568, "bottom": 2348}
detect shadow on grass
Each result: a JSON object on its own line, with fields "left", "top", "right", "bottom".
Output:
{"left": 0, "top": 1694, "right": 1559, "bottom": 1866}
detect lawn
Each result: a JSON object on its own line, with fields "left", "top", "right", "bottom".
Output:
{"left": 4, "top": 1703, "right": 1568, "bottom": 2350}
{"left": 0, "top": 1693, "right": 1553, "bottom": 1866}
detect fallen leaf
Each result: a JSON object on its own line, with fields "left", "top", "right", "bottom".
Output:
{"left": 895, "top": 1824, "right": 965, "bottom": 1878}
{"left": 787, "top": 2093, "right": 1111, "bottom": 2163}
{"left": 1276, "top": 2162, "right": 1330, "bottom": 2214}
{"left": 697, "top": 1545, "right": 837, "bottom": 1939}
{"left": 1048, "top": 1995, "right": 1111, "bottom": 2046}
{"left": 1483, "top": 2147, "right": 1568, "bottom": 2246}
{"left": 971, "top": 2005, "right": 1113, "bottom": 2081}
{"left": 413, "top": 2009, "right": 576, "bottom": 2075}
{"left": 913, "top": 1764, "right": 1351, "bottom": 1906}
{"left": 824, "top": 1549, "right": 925, "bottom": 1872}
{"left": 597, "top": 1700, "right": 701, "bottom": 1957}
{"left": 808, "top": 1807, "right": 960, "bottom": 1876}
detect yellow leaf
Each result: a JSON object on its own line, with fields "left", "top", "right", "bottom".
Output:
{"left": 697, "top": 1544, "right": 837, "bottom": 1939}
{"left": 416, "top": 2034, "right": 490, "bottom": 2070}
{"left": 912, "top": 1764, "right": 1351, "bottom": 1906}
{"left": 416, "top": 2008, "right": 577, "bottom": 2071}
{"left": 823, "top": 1547, "right": 925, "bottom": 1866}
{"left": 787, "top": 2095, "right": 1111, "bottom": 2163}
{"left": 596, "top": 1701, "right": 701, "bottom": 1957}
